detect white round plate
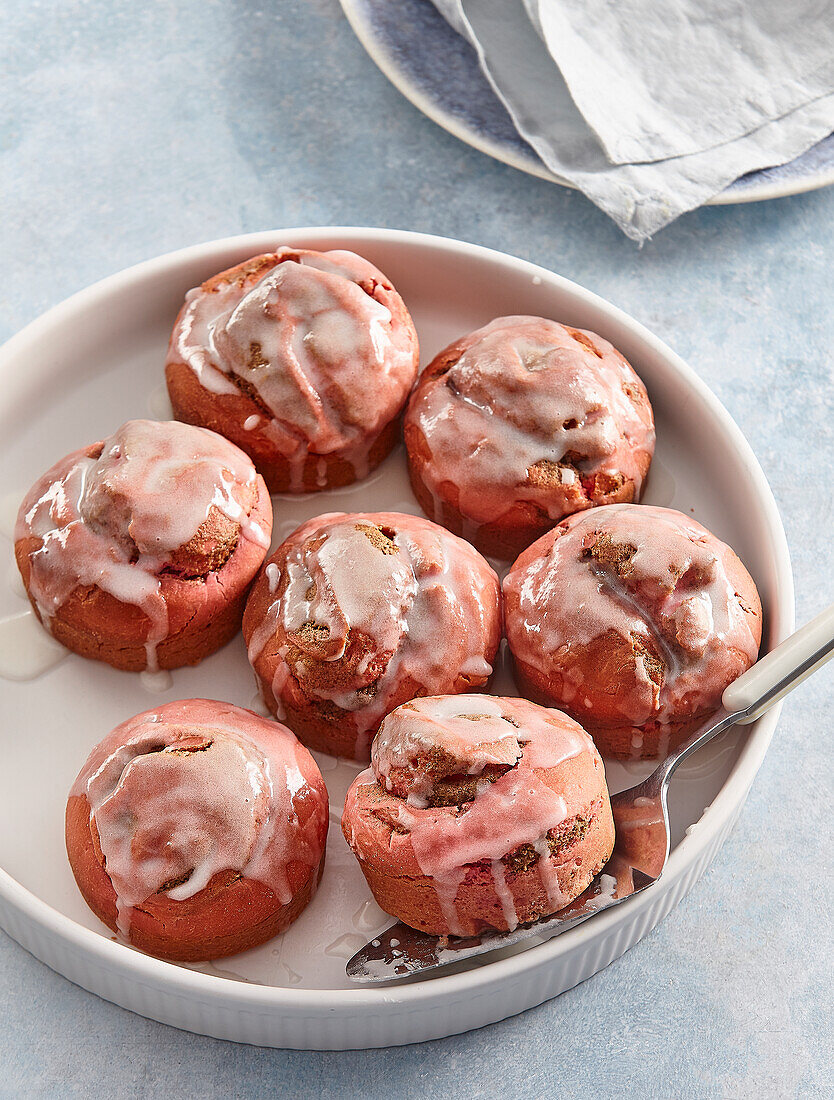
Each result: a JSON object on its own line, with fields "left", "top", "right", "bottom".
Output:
{"left": 340, "top": 0, "right": 834, "bottom": 205}
{"left": 0, "top": 228, "right": 792, "bottom": 1049}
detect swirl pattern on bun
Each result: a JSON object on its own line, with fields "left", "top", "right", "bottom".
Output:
{"left": 503, "top": 504, "right": 762, "bottom": 758}
{"left": 65, "top": 699, "right": 329, "bottom": 961}
{"left": 243, "top": 512, "right": 501, "bottom": 761}
{"left": 165, "top": 248, "right": 419, "bottom": 492}
{"left": 342, "top": 695, "right": 615, "bottom": 936}
{"left": 15, "top": 419, "right": 272, "bottom": 671}
{"left": 404, "top": 315, "right": 655, "bottom": 557}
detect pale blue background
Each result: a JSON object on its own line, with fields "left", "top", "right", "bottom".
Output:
{"left": 1, "top": 2, "right": 832, "bottom": 1097}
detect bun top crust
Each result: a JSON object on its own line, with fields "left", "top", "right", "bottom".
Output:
{"left": 167, "top": 248, "right": 419, "bottom": 484}
{"left": 244, "top": 512, "right": 502, "bottom": 758}
{"left": 503, "top": 504, "right": 762, "bottom": 733}
{"left": 405, "top": 315, "right": 655, "bottom": 526}
{"left": 15, "top": 419, "right": 271, "bottom": 665}
{"left": 343, "top": 694, "right": 606, "bottom": 933}
{"left": 373, "top": 693, "right": 524, "bottom": 805}
{"left": 69, "top": 698, "right": 328, "bottom": 936}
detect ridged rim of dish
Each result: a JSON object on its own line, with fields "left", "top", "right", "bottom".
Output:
{"left": 339, "top": 0, "right": 834, "bottom": 207}
{"left": 0, "top": 226, "right": 794, "bottom": 1013}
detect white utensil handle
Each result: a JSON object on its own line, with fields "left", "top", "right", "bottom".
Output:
{"left": 722, "top": 603, "right": 834, "bottom": 724}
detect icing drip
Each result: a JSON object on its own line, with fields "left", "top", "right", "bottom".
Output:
{"left": 140, "top": 669, "right": 174, "bottom": 694}
{"left": 491, "top": 860, "right": 518, "bottom": 929}
{"left": 405, "top": 315, "right": 654, "bottom": 528}
{"left": 504, "top": 504, "right": 761, "bottom": 729}
{"left": 0, "top": 608, "right": 68, "bottom": 681}
{"left": 72, "top": 699, "right": 327, "bottom": 936}
{"left": 350, "top": 695, "right": 594, "bottom": 934}
{"left": 15, "top": 420, "right": 268, "bottom": 667}
{"left": 170, "top": 249, "right": 418, "bottom": 484}
{"left": 280, "top": 524, "right": 417, "bottom": 668}
{"left": 246, "top": 512, "right": 501, "bottom": 757}
{"left": 533, "top": 838, "right": 569, "bottom": 911}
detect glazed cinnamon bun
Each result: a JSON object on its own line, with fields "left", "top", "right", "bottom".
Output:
{"left": 14, "top": 419, "right": 272, "bottom": 671}
{"left": 404, "top": 315, "right": 655, "bottom": 558}
{"left": 242, "top": 512, "right": 502, "bottom": 761}
{"left": 165, "top": 248, "right": 419, "bottom": 492}
{"left": 503, "top": 504, "right": 763, "bottom": 758}
{"left": 66, "top": 699, "right": 329, "bottom": 961}
{"left": 342, "top": 695, "right": 615, "bottom": 936}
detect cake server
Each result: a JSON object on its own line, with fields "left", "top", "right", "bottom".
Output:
{"left": 347, "top": 602, "right": 834, "bottom": 983}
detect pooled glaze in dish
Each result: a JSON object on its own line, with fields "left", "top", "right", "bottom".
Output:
{"left": 404, "top": 315, "right": 654, "bottom": 556}
{"left": 343, "top": 695, "right": 614, "bottom": 936}
{"left": 503, "top": 504, "right": 762, "bottom": 757}
{"left": 243, "top": 512, "right": 502, "bottom": 761}
{"left": 69, "top": 699, "right": 328, "bottom": 938}
{"left": 14, "top": 419, "right": 270, "bottom": 670}
{"left": 166, "top": 248, "right": 419, "bottom": 491}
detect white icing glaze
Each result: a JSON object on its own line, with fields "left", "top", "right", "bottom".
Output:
{"left": 0, "top": 608, "right": 68, "bottom": 681}
{"left": 281, "top": 525, "right": 417, "bottom": 671}
{"left": 7, "top": 558, "right": 26, "bottom": 599}
{"left": 405, "top": 315, "right": 654, "bottom": 528}
{"left": 491, "top": 859, "right": 517, "bottom": 928}
{"left": 373, "top": 695, "right": 521, "bottom": 807}
{"left": 352, "top": 898, "right": 386, "bottom": 933}
{"left": 15, "top": 420, "right": 269, "bottom": 668}
{"left": 71, "top": 699, "right": 327, "bottom": 936}
{"left": 532, "top": 837, "right": 569, "bottom": 911}
{"left": 323, "top": 933, "right": 367, "bottom": 959}
{"left": 504, "top": 504, "right": 761, "bottom": 730}
{"left": 146, "top": 382, "right": 174, "bottom": 421}
{"left": 0, "top": 489, "right": 22, "bottom": 541}
{"left": 169, "top": 249, "right": 418, "bottom": 487}
{"left": 246, "top": 512, "right": 501, "bottom": 757}
{"left": 280, "top": 962, "right": 303, "bottom": 985}
{"left": 140, "top": 669, "right": 174, "bottom": 694}
{"left": 248, "top": 690, "right": 272, "bottom": 718}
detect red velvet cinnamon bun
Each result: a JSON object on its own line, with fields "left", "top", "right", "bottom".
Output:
{"left": 404, "top": 315, "right": 655, "bottom": 558}
{"left": 342, "top": 695, "right": 615, "bottom": 936}
{"left": 14, "top": 419, "right": 272, "bottom": 671}
{"left": 165, "top": 248, "right": 419, "bottom": 493}
{"left": 65, "top": 699, "right": 329, "bottom": 961}
{"left": 242, "top": 512, "right": 502, "bottom": 761}
{"left": 503, "top": 505, "right": 763, "bottom": 759}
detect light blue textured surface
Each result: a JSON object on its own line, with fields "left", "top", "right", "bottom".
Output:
{"left": 1, "top": 2, "right": 832, "bottom": 1096}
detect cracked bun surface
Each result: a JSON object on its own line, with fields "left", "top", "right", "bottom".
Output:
{"left": 503, "top": 504, "right": 763, "bottom": 759}
{"left": 165, "top": 248, "right": 420, "bottom": 493}
{"left": 14, "top": 419, "right": 272, "bottom": 671}
{"left": 65, "top": 699, "right": 329, "bottom": 961}
{"left": 342, "top": 695, "right": 614, "bottom": 936}
{"left": 404, "top": 315, "right": 655, "bottom": 558}
{"left": 242, "top": 512, "right": 502, "bottom": 762}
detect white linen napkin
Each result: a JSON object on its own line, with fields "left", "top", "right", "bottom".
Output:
{"left": 529, "top": 0, "right": 834, "bottom": 165}
{"left": 433, "top": 0, "right": 834, "bottom": 240}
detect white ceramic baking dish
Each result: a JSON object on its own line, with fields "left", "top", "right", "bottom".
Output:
{"left": 0, "top": 228, "right": 792, "bottom": 1048}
